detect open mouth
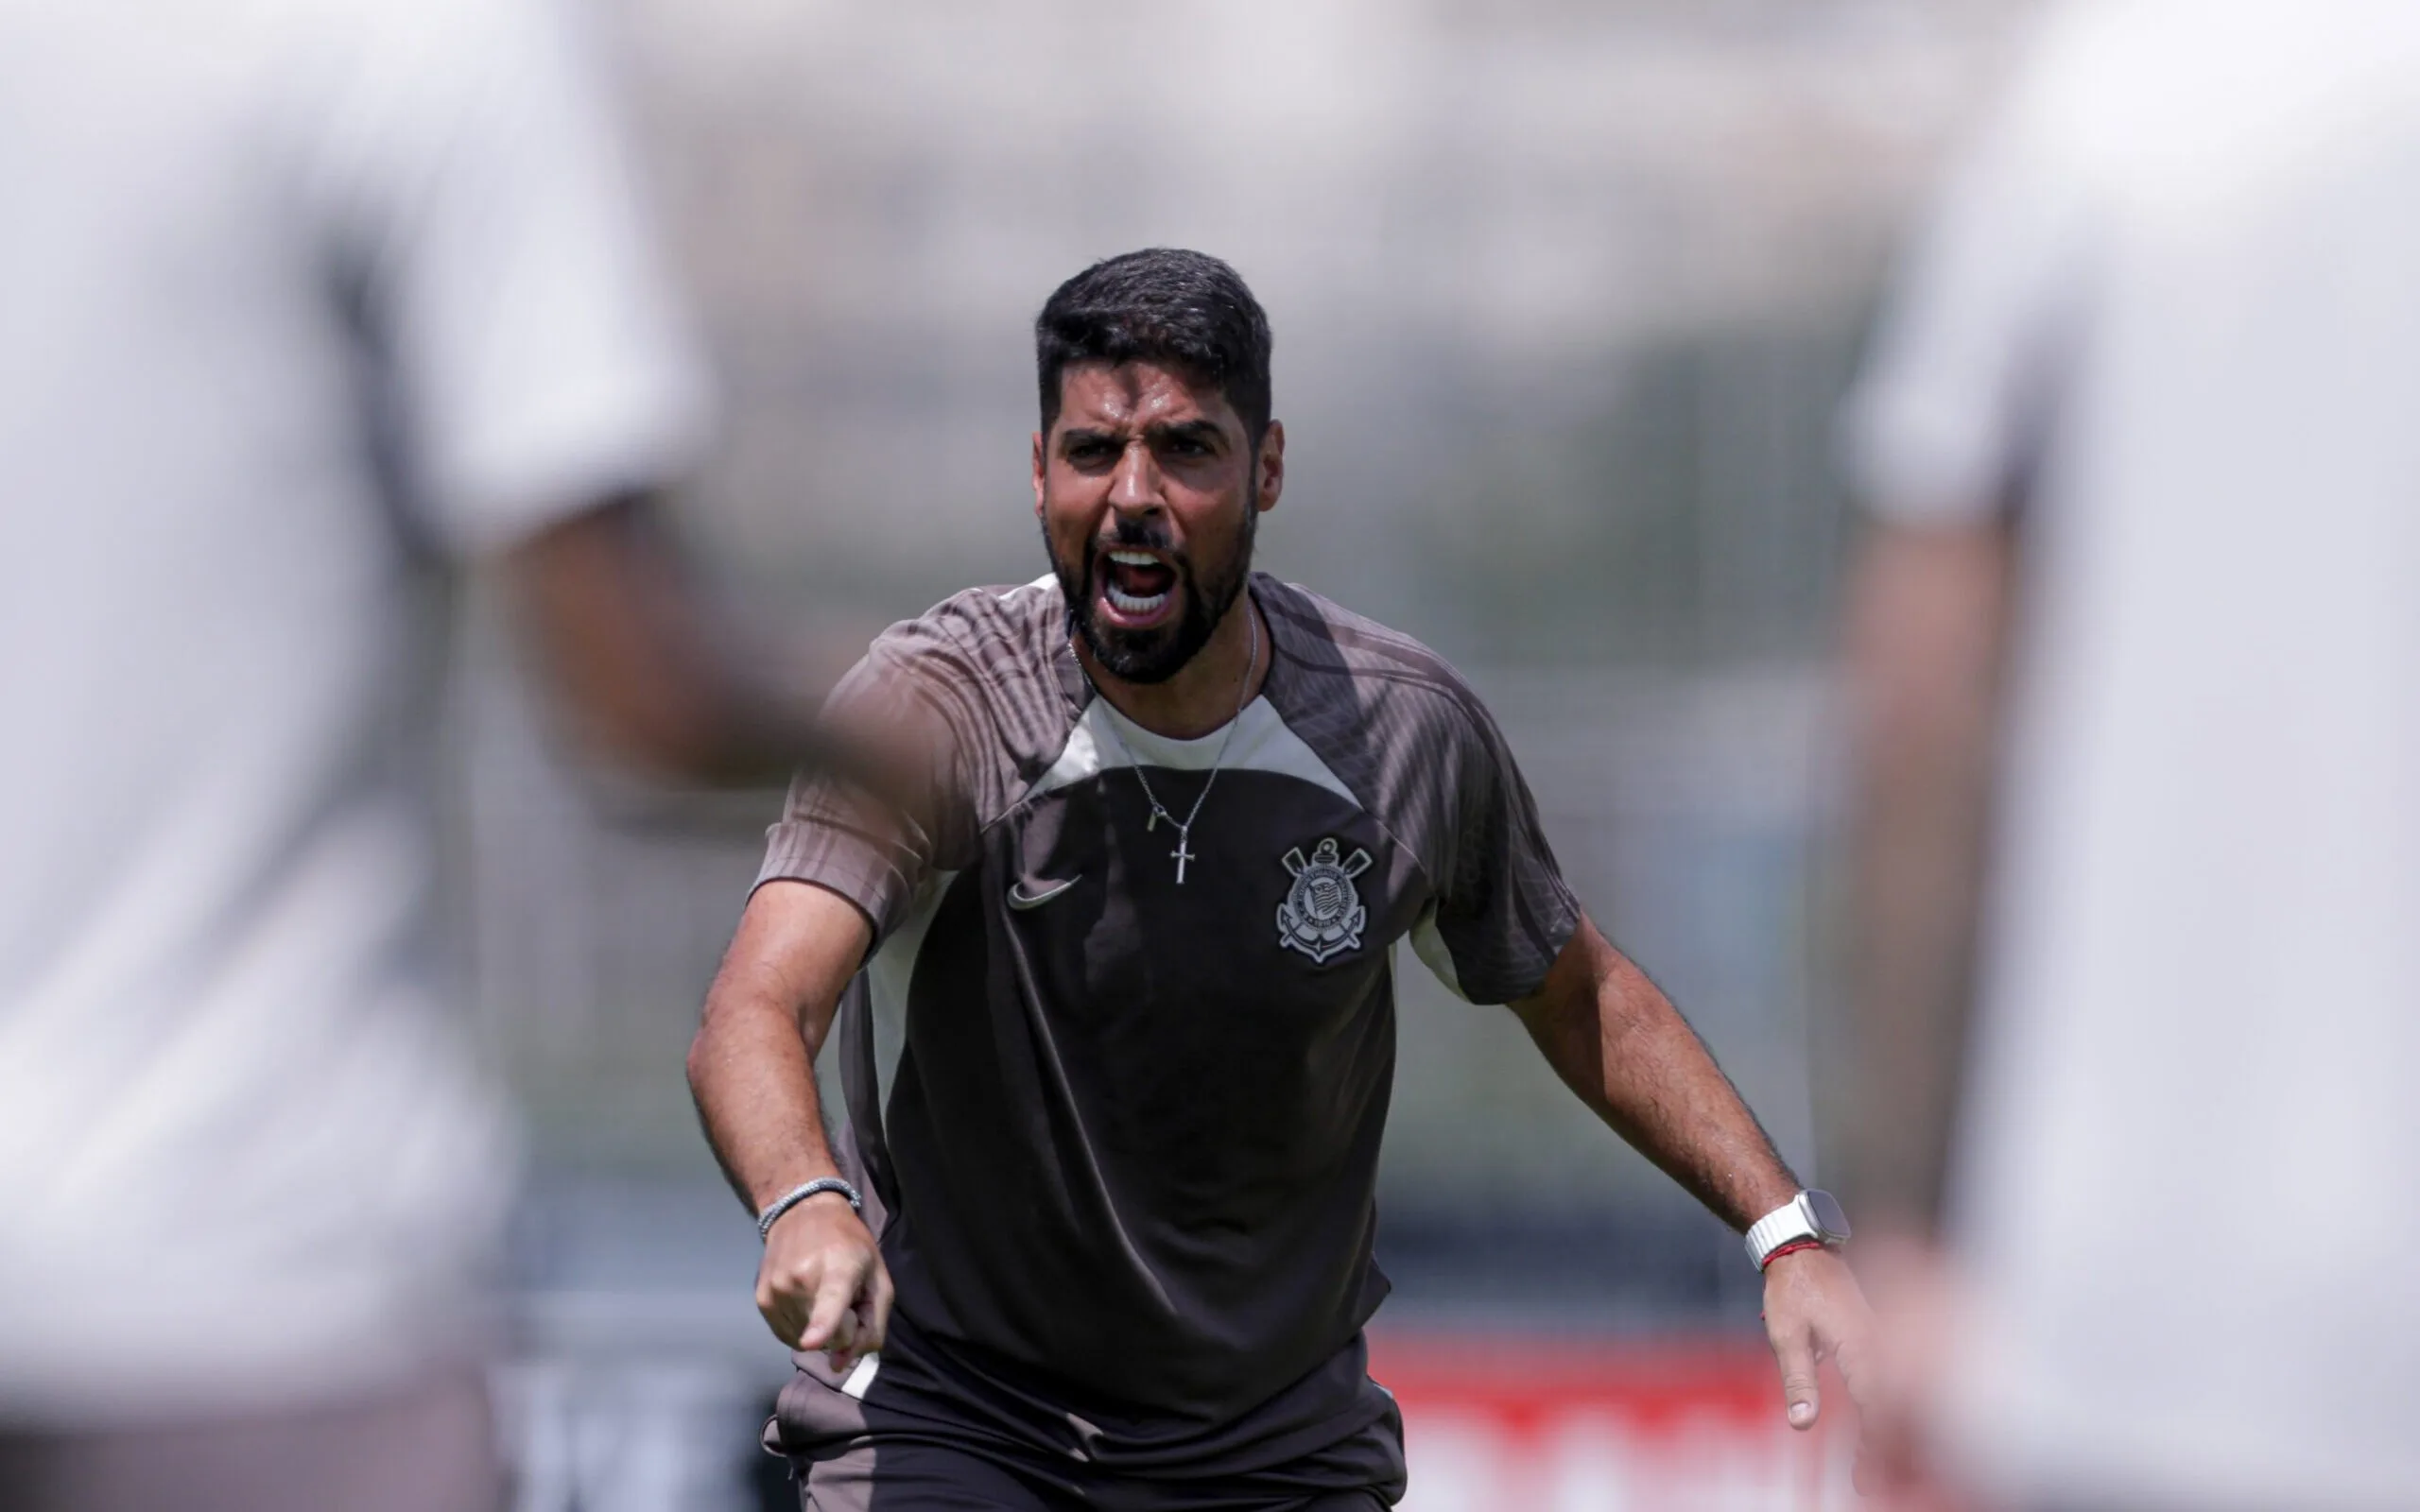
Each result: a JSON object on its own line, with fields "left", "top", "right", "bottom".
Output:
{"left": 1096, "top": 548, "right": 1181, "bottom": 629}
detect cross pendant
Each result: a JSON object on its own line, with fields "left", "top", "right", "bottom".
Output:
{"left": 1170, "top": 832, "right": 1197, "bottom": 885}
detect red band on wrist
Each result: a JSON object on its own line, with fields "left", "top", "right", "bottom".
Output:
{"left": 1760, "top": 1238, "right": 1826, "bottom": 1270}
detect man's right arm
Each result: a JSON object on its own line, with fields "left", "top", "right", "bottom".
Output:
{"left": 688, "top": 879, "right": 890, "bottom": 1369}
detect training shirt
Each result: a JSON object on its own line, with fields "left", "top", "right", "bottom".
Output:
{"left": 756, "top": 574, "right": 1581, "bottom": 1429}
{"left": 1845, "top": 0, "right": 2420, "bottom": 1503}
{"left": 0, "top": 0, "right": 705, "bottom": 1418}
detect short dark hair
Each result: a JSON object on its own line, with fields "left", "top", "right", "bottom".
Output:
{"left": 1034, "top": 249, "right": 1273, "bottom": 442}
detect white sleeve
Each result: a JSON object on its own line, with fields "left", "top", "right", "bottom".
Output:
{"left": 1840, "top": 19, "right": 2100, "bottom": 525}
{"left": 335, "top": 0, "right": 712, "bottom": 554}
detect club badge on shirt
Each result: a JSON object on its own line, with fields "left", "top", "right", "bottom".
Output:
{"left": 1277, "top": 837, "right": 1373, "bottom": 963}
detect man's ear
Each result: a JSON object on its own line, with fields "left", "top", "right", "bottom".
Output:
{"left": 1256, "top": 420, "right": 1286, "bottom": 513}
{"left": 1031, "top": 431, "right": 1047, "bottom": 519}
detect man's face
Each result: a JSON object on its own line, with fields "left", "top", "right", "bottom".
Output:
{"left": 1032, "top": 360, "right": 1282, "bottom": 684}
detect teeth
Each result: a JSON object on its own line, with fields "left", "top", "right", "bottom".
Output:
{"left": 1107, "top": 550, "right": 1159, "bottom": 567}
{"left": 1105, "top": 584, "right": 1168, "bottom": 614}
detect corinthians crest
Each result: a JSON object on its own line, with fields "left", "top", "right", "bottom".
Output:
{"left": 1276, "top": 837, "right": 1373, "bottom": 963}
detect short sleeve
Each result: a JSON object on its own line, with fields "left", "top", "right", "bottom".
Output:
{"left": 1409, "top": 698, "right": 1582, "bottom": 1005}
{"left": 1840, "top": 23, "right": 2099, "bottom": 524}
{"left": 328, "top": 0, "right": 711, "bottom": 553}
{"left": 753, "top": 632, "right": 976, "bottom": 943}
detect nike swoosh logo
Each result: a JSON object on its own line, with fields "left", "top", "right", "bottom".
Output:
{"left": 1006, "top": 875, "right": 1081, "bottom": 911}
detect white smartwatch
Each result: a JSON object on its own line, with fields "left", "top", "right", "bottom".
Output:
{"left": 1744, "top": 1189, "right": 1851, "bottom": 1270}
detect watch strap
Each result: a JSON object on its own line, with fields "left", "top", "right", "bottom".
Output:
{"left": 1745, "top": 1194, "right": 1817, "bottom": 1268}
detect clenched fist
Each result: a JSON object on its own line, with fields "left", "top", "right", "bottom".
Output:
{"left": 757, "top": 1192, "right": 894, "bottom": 1373}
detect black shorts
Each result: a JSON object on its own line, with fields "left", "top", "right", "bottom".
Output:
{"left": 764, "top": 1314, "right": 1406, "bottom": 1511}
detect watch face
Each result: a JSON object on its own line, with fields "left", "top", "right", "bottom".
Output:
{"left": 1806, "top": 1189, "right": 1851, "bottom": 1242}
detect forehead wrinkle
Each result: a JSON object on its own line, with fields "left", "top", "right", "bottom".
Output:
{"left": 1060, "top": 360, "right": 1215, "bottom": 435}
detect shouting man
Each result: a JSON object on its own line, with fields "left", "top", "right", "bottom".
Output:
{"left": 689, "top": 249, "right": 1865, "bottom": 1509}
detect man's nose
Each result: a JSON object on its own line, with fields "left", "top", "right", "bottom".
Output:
{"left": 1107, "top": 439, "right": 1161, "bottom": 515}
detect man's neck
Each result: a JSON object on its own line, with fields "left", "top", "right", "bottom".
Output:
{"left": 1080, "top": 585, "right": 1270, "bottom": 741}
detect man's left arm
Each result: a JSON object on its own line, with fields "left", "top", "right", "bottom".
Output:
{"left": 1510, "top": 915, "right": 1869, "bottom": 1430}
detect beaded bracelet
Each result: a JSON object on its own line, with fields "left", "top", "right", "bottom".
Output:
{"left": 756, "top": 1177, "right": 863, "bottom": 1241}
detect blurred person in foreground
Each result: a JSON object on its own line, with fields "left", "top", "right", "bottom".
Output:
{"left": 1841, "top": 1, "right": 2420, "bottom": 1507}
{"left": 0, "top": 0, "right": 852, "bottom": 1506}
{"left": 686, "top": 248, "right": 1871, "bottom": 1510}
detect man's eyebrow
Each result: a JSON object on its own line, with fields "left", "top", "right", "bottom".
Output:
{"left": 1055, "top": 425, "right": 1120, "bottom": 448}
{"left": 1145, "top": 419, "right": 1226, "bottom": 447}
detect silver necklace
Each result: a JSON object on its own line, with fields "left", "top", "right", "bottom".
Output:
{"left": 1084, "top": 609, "right": 1259, "bottom": 885}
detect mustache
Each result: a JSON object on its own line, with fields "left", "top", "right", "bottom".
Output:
{"left": 1097, "top": 517, "right": 1179, "bottom": 556}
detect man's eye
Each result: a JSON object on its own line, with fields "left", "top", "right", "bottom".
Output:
{"left": 1164, "top": 436, "right": 1208, "bottom": 456}
{"left": 1067, "top": 441, "right": 1113, "bottom": 463}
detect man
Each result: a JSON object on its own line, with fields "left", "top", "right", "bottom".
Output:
{"left": 691, "top": 248, "right": 1867, "bottom": 1507}
{"left": 1841, "top": 1, "right": 2420, "bottom": 1507}
{"left": 0, "top": 0, "right": 843, "bottom": 1505}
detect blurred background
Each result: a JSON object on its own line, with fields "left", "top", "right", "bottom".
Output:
{"left": 458, "top": 1, "right": 2033, "bottom": 1505}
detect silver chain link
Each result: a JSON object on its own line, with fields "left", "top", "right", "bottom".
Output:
{"left": 1082, "top": 605, "right": 1259, "bottom": 884}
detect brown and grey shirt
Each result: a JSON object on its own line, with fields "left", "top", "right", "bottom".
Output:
{"left": 757, "top": 573, "right": 1580, "bottom": 1432}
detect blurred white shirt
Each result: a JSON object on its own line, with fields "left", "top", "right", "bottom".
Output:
{"left": 1848, "top": 1, "right": 2420, "bottom": 1505}
{"left": 0, "top": 0, "right": 705, "bottom": 1418}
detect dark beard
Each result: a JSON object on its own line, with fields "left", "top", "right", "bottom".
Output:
{"left": 1052, "top": 505, "right": 1256, "bottom": 685}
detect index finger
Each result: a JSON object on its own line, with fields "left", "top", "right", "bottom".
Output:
{"left": 1770, "top": 1320, "right": 1822, "bottom": 1431}
{"left": 799, "top": 1260, "right": 863, "bottom": 1351}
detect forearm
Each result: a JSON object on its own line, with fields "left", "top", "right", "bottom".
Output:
{"left": 1849, "top": 808, "right": 1983, "bottom": 1233}
{"left": 692, "top": 881, "right": 892, "bottom": 1359}
{"left": 1517, "top": 931, "right": 1874, "bottom": 1438}
{"left": 510, "top": 494, "right": 862, "bottom": 787}
{"left": 1514, "top": 919, "right": 1797, "bottom": 1231}
{"left": 688, "top": 988, "right": 842, "bottom": 1214}
{"left": 1843, "top": 522, "right": 2013, "bottom": 1231}
{"left": 687, "top": 881, "right": 873, "bottom": 1214}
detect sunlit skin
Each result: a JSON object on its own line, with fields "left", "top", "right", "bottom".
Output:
{"left": 1032, "top": 360, "right": 1284, "bottom": 738}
